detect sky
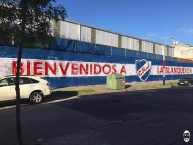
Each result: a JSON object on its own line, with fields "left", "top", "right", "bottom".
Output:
{"left": 55, "top": 0, "right": 193, "bottom": 45}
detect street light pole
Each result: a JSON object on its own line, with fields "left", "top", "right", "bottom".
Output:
{"left": 162, "top": 36, "right": 173, "bottom": 86}
{"left": 162, "top": 45, "right": 166, "bottom": 86}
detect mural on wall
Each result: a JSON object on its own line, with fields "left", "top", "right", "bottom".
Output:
{"left": 0, "top": 45, "right": 193, "bottom": 87}
{"left": 135, "top": 59, "right": 152, "bottom": 81}
{"left": 0, "top": 58, "right": 193, "bottom": 79}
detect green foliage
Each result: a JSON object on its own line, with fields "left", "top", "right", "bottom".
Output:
{"left": 0, "top": 1, "right": 67, "bottom": 145}
{"left": 0, "top": 0, "right": 67, "bottom": 47}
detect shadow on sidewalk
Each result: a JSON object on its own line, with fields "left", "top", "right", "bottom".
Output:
{"left": 0, "top": 99, "right": 29, "bottom": 108}
{"left": 0, "top": 91, "right": 78, "bottom": 108}
{"left": 125, "top": 84, "right": 132, "bottom": 89}
{"left": 44, "top": 91, "right": 78, "bottom": 103}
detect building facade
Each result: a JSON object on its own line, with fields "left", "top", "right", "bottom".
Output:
{"left": 53, "top": 19, "right": 174, "bottom": 58}
{"left": 173, "top": 43, "right": 193, "bottom": 60}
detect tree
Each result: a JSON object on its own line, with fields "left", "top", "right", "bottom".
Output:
{"left": 0, "top": 0, "right": 67, "bottom": 145}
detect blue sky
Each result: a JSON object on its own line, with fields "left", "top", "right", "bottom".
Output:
{"left": 56, "top": 0, "right": 193, "bottom": 45}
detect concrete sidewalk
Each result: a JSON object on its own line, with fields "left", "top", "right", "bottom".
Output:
{"left": 52, "top": 80, "right": 178, "bottom": 96}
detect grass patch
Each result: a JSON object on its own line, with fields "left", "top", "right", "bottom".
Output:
{"left": 152, "top": 81, "right": 178, "bottom": 88}
{"left": 166, "top": 81, "right": 178, "bottom": 87}
{"left": 138, "top": 81, "right": 178, "bottom": 90}
{"left": 77, "top": 89, "right": 95, "bottom": 95}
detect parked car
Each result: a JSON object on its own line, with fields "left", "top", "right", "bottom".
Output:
{"left": 0, "top": 76, "right": 51, "bottom": 104}
{"left": 178, "top": 77, "right": 193, "bottom": 86}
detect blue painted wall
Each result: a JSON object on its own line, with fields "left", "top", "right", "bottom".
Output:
{"left": 0, "top": 41, "right": 193, "bottom": 88}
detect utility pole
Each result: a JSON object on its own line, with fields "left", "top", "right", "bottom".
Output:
{"left": 162, "top": 36, "right": 173, "bottom": 86}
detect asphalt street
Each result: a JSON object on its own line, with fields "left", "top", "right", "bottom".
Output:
{"left": 0, "top": 86, "right": 193, "bottom": 145}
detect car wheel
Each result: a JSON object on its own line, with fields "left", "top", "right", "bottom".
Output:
{"left": 29, "top": 92, "right": 43, "bottom": 104}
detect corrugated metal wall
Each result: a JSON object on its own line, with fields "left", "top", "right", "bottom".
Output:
{"left": 80, "top": 26, "right": 92, "bottom": 42}
{"left": 60, "top": 21, "right": 80, "bottom": 40}
{"left": 96, "top": 30, "right": 118, "bottom": 47}
{"left": 121, "top": 37, "right": 139, "bottom": 51}
{"left": 142, "top": 41, "right": 153, "bottom": 53}
{"left": 54, "top": 20, "right": 174, "bottom": 57}
{"left": 155, "top": 44, "right": 162, "bottom": 55}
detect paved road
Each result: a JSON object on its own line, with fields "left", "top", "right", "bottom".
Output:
{"left": 0, "top": 86, "right": 193, "bottom": 145}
